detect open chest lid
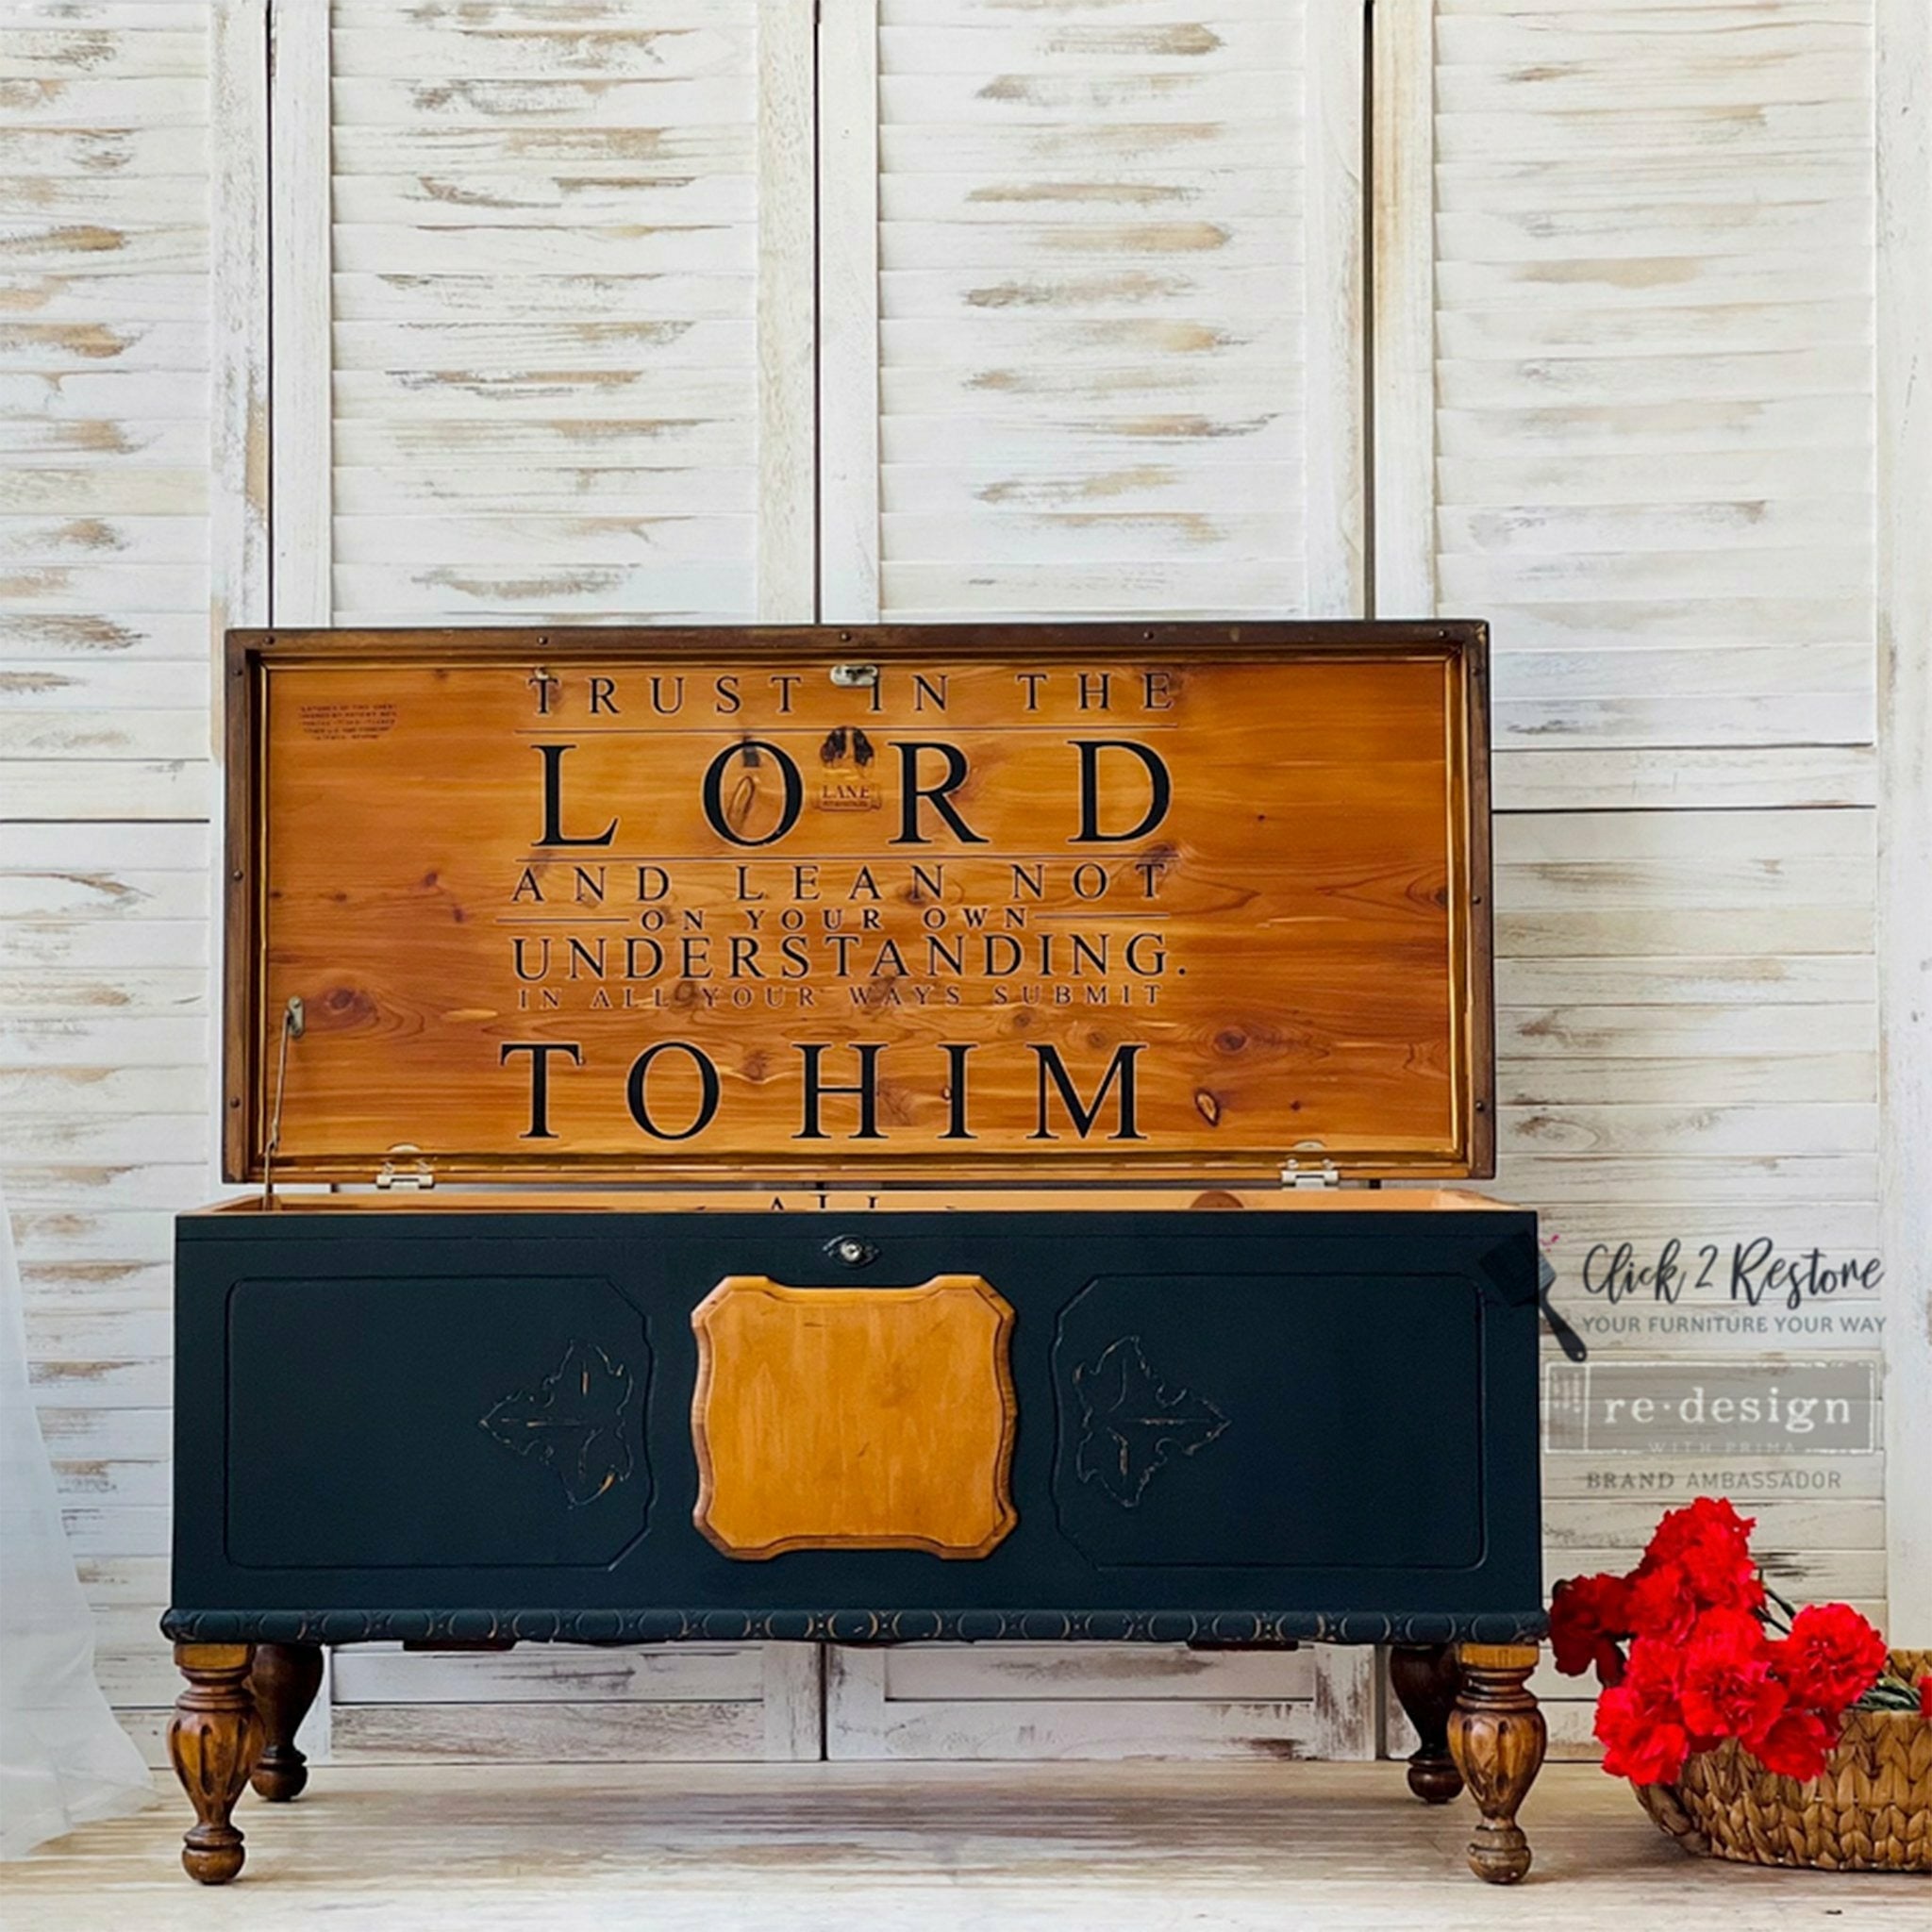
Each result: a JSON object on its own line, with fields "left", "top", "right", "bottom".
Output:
{"left": 225, "top": 623, "right": 1494, "bottom": 1186}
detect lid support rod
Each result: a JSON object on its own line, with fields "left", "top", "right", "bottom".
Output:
{"left": 259, "top": 996, "right": 305, "bottom": 1209}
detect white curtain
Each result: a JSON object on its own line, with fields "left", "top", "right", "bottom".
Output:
{"left": 0, "top": 1187, "right": 155, "bottom": 1855}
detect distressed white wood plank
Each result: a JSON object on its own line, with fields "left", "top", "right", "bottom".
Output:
{"left": 331, "top": 562, "right": 758, "bottom": 619}
{"left": 0, "top": 29, "right": 206, "bottom": 77}
{"left": 877, "top": 220, "right": 1303, "bottom": 275}
{"left": 879, "top": 407, "right": 1302, "bottom": 466}
{"left": 0, "top": 563, "right": 208, "bottom": 611}
{"left": 878, "top": 22, "right": 1296, "bottom": 76}
{"left": 878, "top": 171, "right": 1303, "bottom": 225}
{"left": 0, "top": 224, "right": 208, "bottom": 275}
{"left": 331, "top": 367, "right": 760, "bottom": 419}
{"left": 1496, "top": 954, "right": 1875, "bottom": 1007}
{"left": 881, "top": 353, "right": 1311, "bottom": 409}
{"left": 1494, "top": 803, "right": 1874, "bottom": 867}
{"left": 0, "top": 76, "right": 207, "bottom": 124}
{"left": 331, "top": 1701, "right": 770, "bottom": 1764}
{"left": 881, "top": 0, "right": 1298, "bottom": 19}
{"left": 331, "top": 272, "right": 758, "bottom": 322}
{"left": 8, "top": 1158, "right": 217, "bottom": 1205}
{"left": 329, "top": 25, "right": 756, "bottom": 83}
{"left": 331, "top": 515, "right": 754, "bottom": 565}
{"left": 1530, "top": 1195, "right": 1880, "bottom": 1251}
{"left": 1491, "top": 747, "right": 1877, "bottom": 810}
{"left": 2, "top": 820, "right": 208, "bottom": 867}
{"left": 880, "top": 262, "right": 1306, "bottom": 322}
{"left": 1499, "top": 1054, "right": 1874, "bottom": 1106}
{"left": 328, "top": 77, "right": 752, "bottom": 128}
{"left": 0, "top": 758, "right": 209, "bottom": 818}
{"left": 335, "top": 463, "right": 755, "bottom": 514}
{"left": 0, "top": 416, "right": 211, "bottom": 461}
{"left": 330, "top": 223, "right": 755, "bottom": 278}
{"left": 835, "top": 1690, "right": 1320, "bottom": 1762}
{"left": 1496, "top": 1002, "right": 1877, "bottom": 1059}
{"left": 332, "top": 417, "right": 755, "bottom": 467}
{"left": 879, "top": 559, "right": 1304, "bottom": 616}
{"left": 332, "top": 1644, "right": 769, "bottom": 1706}
{"left": 0, "top": 863, "right": 208, "bottom": 923}
{"left": 1502, "top": 1102, "right": 1877, "bottom": 1158}
{"left": 0, "top": 125, "right": 208, "bottom": 175}
{"left": 1494, "top": 908, "right": 1873, "bottom": 958}
{"left": 880, "top": 508, "right": 1300, "bottom": 564}
{"left": 0, "top": 311, "right": 208, "bottom": 362}
{"left": 1470, "top": 1151, "right": 1881, "bottom": 1205}
{"left": 0, "top": 915, "right": 209, "bottom": 969}
{"left": 882, "top": 1646, "right": 1313, "bottom": 1704}
{"left": 882, "top": 120, "right": 1308, "bottom": 175}
{"left": 879, "top": 71, "right": 1301, "bottom": 127}
{"left": 332, "top": 316, "right": 757, "bottom": 369}
{"left": 0, "top": 465, "right": 209, "bottom": 511}
{"left": 330, "top": 124, "right": 756, "bottom": 176}
{"left": 0, "top": 516, "right": 209, "bottom": 562}
{"left": 1548, "top": 1496, "right": 1889, "bottom": 1554}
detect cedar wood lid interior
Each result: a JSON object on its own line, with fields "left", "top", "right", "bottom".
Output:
{"left": 225, "top": 623, "right": 1494, "bottom": 1184}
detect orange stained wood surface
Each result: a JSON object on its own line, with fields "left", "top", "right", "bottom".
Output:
{"left": 690, "top": 1274, "right": 1019, "bottom": 1560}
{"left": 227, "top": 625, "right": 1491, "bottom": 1183}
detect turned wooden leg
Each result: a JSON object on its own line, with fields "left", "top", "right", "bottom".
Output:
{"left": 248, "top": 1642, "right": 324, "bottom": 1801}
{"left": 1448, "top": 1642, "right": 1545, "bottom": 1884}
{"left": 1389, "top": 1643, "right": 1463, "bottom": 1803}
{"left": 168, "top": 1642, "right": 264, "bottom": 1885}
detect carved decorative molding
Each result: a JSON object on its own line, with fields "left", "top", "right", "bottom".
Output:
{"left": 1072, "top": 1336, "right": 1229, "bottom": 1507}
{"left": 160, "top": 1607, "right": 1550, "bottom": 1647}
{"left": 480, "top": 1339, "right": 640, "bottom": 1507}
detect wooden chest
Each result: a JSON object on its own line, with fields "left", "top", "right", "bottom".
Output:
{"left": 164, "top": 623, "right": 1547, "bottom": 1885}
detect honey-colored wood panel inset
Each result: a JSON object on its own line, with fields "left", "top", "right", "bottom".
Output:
{"left": 691, "top": 1274, "right": 1017, "bottom": 1560}
{"left": 225, "top": 624, "right": 1492, "bottom": 1183}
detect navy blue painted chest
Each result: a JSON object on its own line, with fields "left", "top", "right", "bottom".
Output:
{"left": 164, "top": 625, "right": 1549, "bottom": 1886}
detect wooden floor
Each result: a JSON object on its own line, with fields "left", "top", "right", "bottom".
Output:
{"left": 10, "top": 1762, "right": 1924, "bottom": 1930}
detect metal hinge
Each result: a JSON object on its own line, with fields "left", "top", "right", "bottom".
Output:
{"left": 375, "top": 1146, "right": 436, "bottom": 1191}
{"left": 1280, "top": 1158, "right": 1341, "bottom": 1190}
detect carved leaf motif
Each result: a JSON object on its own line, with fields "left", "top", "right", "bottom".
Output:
{"left": 1073, "top": 1336, "right": 1228, "bottom": 1507}
{"left": 481, "top": 1341, "right": 635, "bottom": 1507}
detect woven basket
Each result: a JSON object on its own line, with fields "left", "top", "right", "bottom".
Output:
{"left": 1634, "top": 1650, "right": 1932, "bottom": 1873}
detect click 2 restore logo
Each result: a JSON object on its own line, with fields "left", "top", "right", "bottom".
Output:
{"left": 1539, "top": 1227, "right": 1884, "bottom": 1354}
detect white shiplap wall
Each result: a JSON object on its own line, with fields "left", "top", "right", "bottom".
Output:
{"left": 1, "top": 0, "right": 263, "bottom": 1763}
{"left": 823, "top": 0, "right": 1363, "bottom": 624}
{"left": 1375, "top": 0, "right": 1887, "bottom": 1756}
{"left": 3, "top": 0, "right": 1914, "bottom": 1773}
{"left": 298, "top": 0, "right": 811, "bottom": 631}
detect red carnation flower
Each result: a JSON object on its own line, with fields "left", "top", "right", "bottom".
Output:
{"left": 1550, "top": 1572, "right": 1632, "bottom": 1684}
{"left": 1594, "top": 1639, "right": 1694, "bottom": 1786}
{"left": 1679, "top": 1607, "right": 1784, "bottom": 1741}
{"left": 1774, "top": 1604, "right": 1889, "bottom": 1713}
{"left": 1641, "top": 1496, "right": 1755, "bottom": 1574}
{"left": 1919, "top": 1676, "right": 1931, "bottom": 1720}
{"left": 1625, "top": 1561, "right": 1699, "bottom": 1644}
{"left": 1749, "top": 1705, "right": 1837, "bottom": 1784}
{"left": 1640, "top": 1497, "right": 1762, "bottom": 1613}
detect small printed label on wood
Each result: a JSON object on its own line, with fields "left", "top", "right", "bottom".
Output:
{"left": 690, "top": 1274, "right": 1017, "bottom": 1559}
